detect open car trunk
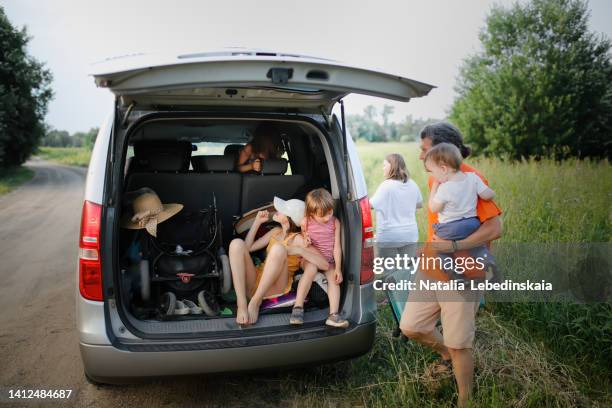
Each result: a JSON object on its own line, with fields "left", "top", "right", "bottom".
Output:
{"left": 97, "top": 49, "right": 435, "bottom": 339}
{"left": 114, "top": 116, "right": 345, "bottom": 338}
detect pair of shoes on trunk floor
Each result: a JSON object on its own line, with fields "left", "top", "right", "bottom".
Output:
{"left": 289, "top": 307, "right": 349, "bottom": 329}
{"left": 161, "top": 292, "right": 201, "bottom": 315}
{"left": 161, "top": 291, "right": 218, "bottom": 316}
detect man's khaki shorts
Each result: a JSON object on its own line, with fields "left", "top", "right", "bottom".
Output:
{"left": 399, "top": 272, "right": 480, "bottom": 349}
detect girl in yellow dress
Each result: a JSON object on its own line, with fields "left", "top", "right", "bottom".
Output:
{"left": 228, "top": 197, "right": 329, "bottom": 325}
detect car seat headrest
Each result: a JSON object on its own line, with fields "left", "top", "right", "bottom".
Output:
{"left": 223, "top": 144, "right": 243, "bottom": 158}
{"left": 261, "top": 158, "right": 288, "bottom": 175}
{"left": 132, "top": 141, "right": 192, "bottom": 172}
{"left": 191, "top": 155, "right": 235, "bottom": 173}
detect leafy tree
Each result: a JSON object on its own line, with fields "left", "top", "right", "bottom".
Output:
{"left": 347, "top": 106, "right": 385, "bottom": 142}
{"left": 83, "top": 127, "right": 99, "bottom": 149}
{"left": 396, "top": 115, "right": 440, "bottom": 142}
{"left": 72, "top": 128, "right": 98, "bottom": 149}
{"left": 0, "top": 6, "right": 52, "bottom": 167}
{"left": 381, "top": 105, "right": 395, "bottom": 141}
{"left": 450, "top": 0, "right": 612, "bottom": 160}
{"left": 381, "top": 105, "right": 394, "bottom": 128}
{"left": 42, "top": 129, "right": 71, "bottom": 147}
{"left": 363, "top": 105, "right": 377, "bottom": 121}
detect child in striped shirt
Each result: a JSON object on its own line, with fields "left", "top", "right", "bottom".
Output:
{"left": 290, "top": 188, "right": 348, "bottom": 328}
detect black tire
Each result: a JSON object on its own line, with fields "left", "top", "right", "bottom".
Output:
{"left": 159, "top": 291, "right": 176, "bottom": 316}
{"left": 198, "top": 290, "right": 220, "bottom": 316}
{"left": 219, "top": 253, "right": 232, "bottom": 294}
{"left": 84, "top": 372, "right": 107, "bottom": 386}
{"left": 139, "top": 259, "right": 151, "bottom": 301}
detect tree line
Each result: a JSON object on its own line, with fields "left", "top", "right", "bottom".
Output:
{"left": 41, "top": 128, "right": 99, "bottom": 149}
{"left": 347, "top": 105, "right": 439, "bottom": 142}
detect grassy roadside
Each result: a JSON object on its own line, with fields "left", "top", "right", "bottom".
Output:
{"left": 0, "top": 166, "right": 34, "bottom": 196}
{"left": 36, "top": 146, "right": 91, "bottom": 167}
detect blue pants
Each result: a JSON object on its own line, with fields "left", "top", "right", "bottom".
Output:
{"left": 433, "top": 217, "right": 481, "bottom": 240}
{"left": 433, "top": 217, "right": 493, "bottom": 280}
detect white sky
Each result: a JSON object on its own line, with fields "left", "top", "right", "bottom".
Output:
{"left": 3, "top": 0, "right": 611, "bottom": 133}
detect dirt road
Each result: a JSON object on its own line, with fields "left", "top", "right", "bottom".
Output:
{"left": 0, "top": 161, "right": 290, "bottom": 408}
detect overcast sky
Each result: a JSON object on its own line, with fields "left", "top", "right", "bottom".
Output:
{"left": 3, "top": 0, "right": 611, "bottom": 133}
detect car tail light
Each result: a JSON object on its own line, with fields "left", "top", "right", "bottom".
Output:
{"left": 358, "top": 196, "right": 375, "bottom": 284}
{"left": 79, "top": 201, "right": 103, "bottom": 301}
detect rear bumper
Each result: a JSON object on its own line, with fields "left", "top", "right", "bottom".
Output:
{"left": 81, "top": 321, "right": 375, "bottom": 383}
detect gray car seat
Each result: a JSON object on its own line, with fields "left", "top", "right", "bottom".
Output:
{"left": 126, "top": 151, "right": 241, "bottom": 244}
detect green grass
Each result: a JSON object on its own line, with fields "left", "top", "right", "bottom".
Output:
{"left": 243, "top": 308, "right": 593, "bottom": 407}
{"left": 357, "top": 142, "right": 612, "bottom": 243}
{"left": 0, "top": 166, "right": 34, "bottom": 196}
{"left": 36, "top": 146, "right": 91, "bottom": 167}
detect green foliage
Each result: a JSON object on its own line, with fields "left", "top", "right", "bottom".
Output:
{"left": 348, "top": 111, "right": 386, "bottom": 142}
{"left": 0, "top": 6, "right": 53, "bottom": 168}
{"left": 41, "top": 127, "right": 98, "bottom": 148}
{"left": 347, "top": 104, "right": 439, "bottom": 142}
{"left": 356, "top": 142, "right": 611, "bottom": 242}
{"left": 0, "top": 166, "right": 34, "bottom": 195}
{"left": 450, "top": 0, "right": 612, "bottom": 160}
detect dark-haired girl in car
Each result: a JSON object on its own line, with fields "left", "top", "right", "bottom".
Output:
{"left": 235, "top": 122, "right": 284, "bottom": 173}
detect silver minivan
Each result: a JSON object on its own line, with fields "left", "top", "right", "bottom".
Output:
{"left": 77, "top": 49, "right": 433, "bottom": 383}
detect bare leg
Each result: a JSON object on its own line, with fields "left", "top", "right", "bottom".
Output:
{"left": 323, "top": 268, "right": 341, "bottom": 314}
{"left": 247, "top": 244, "right": 288, "bottom": 324}
{"left": 294, "top": 261, "right": 318, "bottom": 308}
{"left": 448, "top": 347, "right": 474, "bottom": 408}
{"left": 229, "top": 238, "right": 256, "bottom": 325}
{"left": 401, "top": 327, "right": 451, "bottom": 361}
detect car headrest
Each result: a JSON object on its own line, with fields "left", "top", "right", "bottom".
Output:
{"left": 261, "top": 158, "right": 288, "bottom": 175}
{"left": 191, "top": 155, "right": 235, "bottom": 173}
{"left": 132, "top": 141, "right": 192, "bottom": 172}
{"left": 224, "top": 144, "right": 243, "bottom": 158}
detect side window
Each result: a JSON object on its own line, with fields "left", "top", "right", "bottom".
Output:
{"left": 281, "top": 151, "right": 292, "bottom": 175}
{"left": 124, "top": 145, "right": 135, "bottom": 176}
{"left": 192, "top": 142, "right": 230, "bottom": 156}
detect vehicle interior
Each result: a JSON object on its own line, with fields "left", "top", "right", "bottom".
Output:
{"left": 116, "top": 117, "right": 347, "bottom": 334}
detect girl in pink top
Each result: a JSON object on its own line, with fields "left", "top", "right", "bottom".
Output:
{"left": 291, "top": 188, "right": 348, "bottom": 328}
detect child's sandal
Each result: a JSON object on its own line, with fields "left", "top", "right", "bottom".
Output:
{"left": 290, "top": 306, "right": 304, "bottom": 325}
{"left": 325, "top": 313, "right": 349, "bottom": 328}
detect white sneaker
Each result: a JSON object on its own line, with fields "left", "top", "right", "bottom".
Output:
{"left": 173, "top": 300, "right": 190, "bottom": 315}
